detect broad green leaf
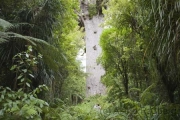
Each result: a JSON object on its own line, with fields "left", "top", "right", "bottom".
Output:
{"left": 21, "top": 78, "right": 25, "bottom": 82}
{"left": 22, "top": 69, "right": 27, "bottom": 73}
{"left": 28, "top": 46, "right": 32, "bottom": 51}
{"left": 26, "top": 53, "right": 29, "bottom": 58}
{"left": 17, "top": 74, "right": 23, "bottom": 79}
{"left": 1, "top": 95, "right": 4, "bottom": 99}
{"left": 29, "top": 74, "right": 34, "bottom": 78}
{"left": 26, "top": 83, "right": 31, "bottom": 87}
{"left": 10, "top": 65, "right": 17, "bottom": 70}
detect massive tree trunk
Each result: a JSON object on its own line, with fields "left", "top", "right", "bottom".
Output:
{"left": 80, "top": 0, "right": 106, "bottom": 96}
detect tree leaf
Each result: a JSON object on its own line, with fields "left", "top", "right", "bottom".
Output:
{"left": 10, "top": 65, "right": 17, "bottom": 70}
{"left": 20, "top": 78, "right": 25, "bottom": 82}
{"left": 26, "top": 83, "right": 30, "bottom": 87}
{"left": 29, "top": 74, "right": 34, "bottom": 78}
{"left": 17, "top": 74, "right": 23, "bottom": 79}
{"left": 22, "top": 69, "right": 27, "bottom": 73}
{"left": 26, "top": 53, "right": 29, "bottom": 58}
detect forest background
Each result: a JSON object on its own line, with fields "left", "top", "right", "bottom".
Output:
{"left": 0, "top": 0, "right": 180, "bottom": 119}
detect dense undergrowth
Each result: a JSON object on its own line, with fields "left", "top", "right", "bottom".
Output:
{"left": 45, "top": 95, "right": 180, "bottom": 120}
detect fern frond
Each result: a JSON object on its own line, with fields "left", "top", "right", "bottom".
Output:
{"left": 20, "top": 104, "right": 37, "bottom": 116}
{"left": 0, "top": 18, "right": 13, "bottom": 31}
{"left": 5, "top": 32, "right": 37, "bottom": 46}
{"left": 0, "top": 31, "right": 58, "bottom": 50}
{"left": 141, "top": 83, "right": 156, "bottom": 97}
{"left": 0, "top": 30, "right": 66, "bottom": 71}
{"left": 6, "top": 22, "right": 34, "bottom": 32}
{"left": 0, "top": 38, "right": 7, "bottom": 44}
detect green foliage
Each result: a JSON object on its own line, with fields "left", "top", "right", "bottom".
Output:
{"left": 88, "top": 4, "right": 97, "bottom": 19}
{"left": 0, "top": 0, "right": 85, "bottom": 104}
{"left": 137, "top": 0, "right": 180, "bottom": 103}
{"left": 2, "top": 0, "right": 180, "bottom": 119}
{"left": 137, "top": 104, "right": 180, "bottom": 120}
{"left": 0, "top": 85, "right": 48, "bottom": 120}
{"left": 60, "top": 73, "right": 86, "bottom": 105}
{"left": 51, "top": 0, "right": 85, "bottom": 102}
{"left": 45, "top": 95, "right": 110, "bottom": 120}
{"left": 10, "top": 46, "right": 42, "bottom": 91}
{"left": 0, "top": 47, "right": 48, "bottom": 119}
{"left": 140, "top": 83, "right": 158, "bottom": 105}
{"left": 99, "top": 0, "right": 180, "bottom": 119}
{"left": 99, "top": 24, "right": 146, "bottom": 96}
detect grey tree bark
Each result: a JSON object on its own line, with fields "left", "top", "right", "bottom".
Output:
{"left": 80, "top": 0, "right": 106, "bottom": 96}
